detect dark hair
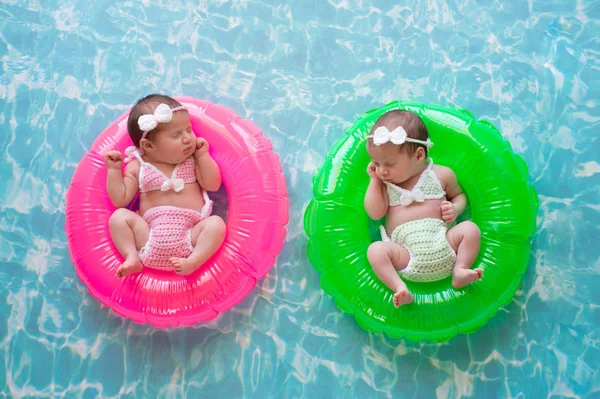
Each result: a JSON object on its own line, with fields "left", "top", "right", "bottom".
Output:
{"left": 367, "top": 110, "right": 429, "bottom": 156}
{"left": 127, "top": 94, "right": 182, "bottom": 147}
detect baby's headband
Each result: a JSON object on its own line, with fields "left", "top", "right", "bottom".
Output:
{"left": 138, "top": 103, "right": 187, "bottom": 139}
{"left": 366, "top": 126, "right": 433, "bottom": 149}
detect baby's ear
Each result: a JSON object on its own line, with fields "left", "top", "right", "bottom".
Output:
{"left": 415, "top": 146, "right": 426, "bottom": 161}
{"left": 140, "top": 138, "right": 153, "bottom": 152}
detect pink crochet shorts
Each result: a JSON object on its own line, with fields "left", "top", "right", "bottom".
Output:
{"left": 139, "top": 206, "right": 205, "bottom": 270}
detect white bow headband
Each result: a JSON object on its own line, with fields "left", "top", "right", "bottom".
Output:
{"left": 138, "top": 103, "right": 187, "bottom": 139}
{"left": 366, "top": 126, "right": 433, "bottom": 149}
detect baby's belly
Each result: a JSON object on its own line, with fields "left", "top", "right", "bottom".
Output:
{"left": 139, "top": 183, "right": 206, "bottom": 216}
{"left": 384, "top": 199, "right": 444, "bottom": 236}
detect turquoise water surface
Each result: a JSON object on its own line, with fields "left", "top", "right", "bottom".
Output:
{"left": 1, "top": 1, "right": 599, "bottom": 398}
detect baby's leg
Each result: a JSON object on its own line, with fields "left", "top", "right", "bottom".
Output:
{"left": 367, "top": 241, "right": 413, "bottom": 307}
{"left": 170, "top": 215, "right": 226, "bottom": 276}
{"left": 109, "top": 208, "right": 149, "bottom": 278}
{"left": 447, "top": 221, "right": 482, "bottom": 289}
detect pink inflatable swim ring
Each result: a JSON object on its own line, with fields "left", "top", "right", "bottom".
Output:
{"left": 65, "top": 97, "right": 289, "bottom": 327}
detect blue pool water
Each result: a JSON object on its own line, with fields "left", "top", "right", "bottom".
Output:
{"left": 1, "top": 1, "right": 599, "bottom": 397}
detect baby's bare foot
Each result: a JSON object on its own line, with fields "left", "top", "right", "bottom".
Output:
{"left": 170, "top": 257, "right": 200, "bottom": 276}
{"left": 393, "top": 286, "right": 414, "bottom": 308}
{"left": 452, "top": 267, "right": 483, "bottom": 289}
{"left": 116, "top": 255, "right": 143, "bottom": 278}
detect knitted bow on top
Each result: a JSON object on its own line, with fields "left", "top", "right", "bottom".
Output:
{"left": 138, "top": 104, "right": 187, "bottom": 137}
{"left": 367, "top": 126, "right": 433, "bottom": 149}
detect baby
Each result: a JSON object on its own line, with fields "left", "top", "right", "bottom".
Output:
{"left": 104, "top": 94, "right": 226, "bottom": 278}
{"left": 364, "top": 110, "right": 482, "bottom": 307}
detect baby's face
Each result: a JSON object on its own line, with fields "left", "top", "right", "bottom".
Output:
{"left": 150, "top": 111, "right": 196, "bottom": 164}
{"left": 367, "top": 142, "right": 419, "bottom": 184}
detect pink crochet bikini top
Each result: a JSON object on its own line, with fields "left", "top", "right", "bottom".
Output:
{"left": 126, "top": 147, "right": 197, "bottom": 193}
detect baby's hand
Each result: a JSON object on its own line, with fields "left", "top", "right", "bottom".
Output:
{"left": 367, "top": 162, "right": 378, "bottom": 179}
{"left": 104, "top": 150, "right": 123, "bottom": 170}
{"left": 441, "top": 201, "right": 456, "bottom": 224}
{"left": 194, "top": 137, "right": 209, "bottom": 158}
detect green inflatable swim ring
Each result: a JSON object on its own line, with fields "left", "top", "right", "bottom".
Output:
{"left": 304, "top": 101, "right": 539, "bottom": 342}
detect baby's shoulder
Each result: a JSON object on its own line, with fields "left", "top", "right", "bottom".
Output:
{"left": 431, "top": 164, "right": 457, "bottom": 185}
{"left": 124, "top": 158, "right": 141, "bottom": 176}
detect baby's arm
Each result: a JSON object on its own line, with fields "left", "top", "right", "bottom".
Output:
{"left": 105, "top": 150, "right": 139, "bottom": 208}
{"left": 364, "top": 162, "right": 388, "bottom": 220}
{"left": 194, "top": 137, "right": 221, "bottom": 192}
{"left": 438, "top": 166, "right": 466, "bottom": 223}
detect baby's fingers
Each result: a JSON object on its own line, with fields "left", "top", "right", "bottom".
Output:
{"left": 442, "top": 211, "right": 455, "bottom": 219}
{"left": 106, "top": 150, "right": 122, "bottom": 160}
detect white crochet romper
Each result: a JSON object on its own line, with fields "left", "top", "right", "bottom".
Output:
{"left": 380, "top": 160, "right": 457, "bottom": 282}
